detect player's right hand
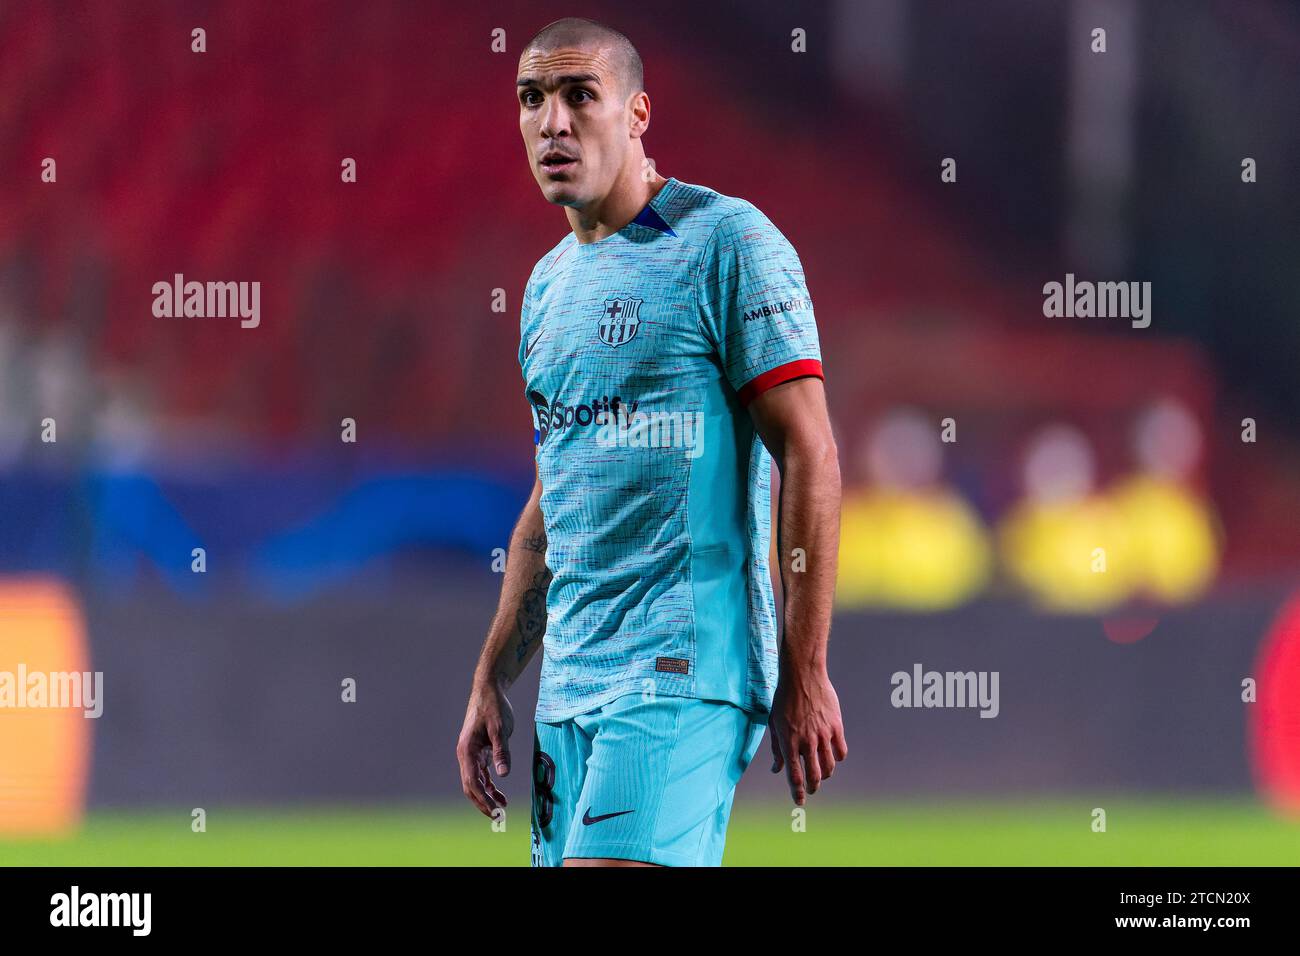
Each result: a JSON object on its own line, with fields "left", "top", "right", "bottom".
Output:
{"left": 456, "top": 682, "right": 515, "bottom": 817}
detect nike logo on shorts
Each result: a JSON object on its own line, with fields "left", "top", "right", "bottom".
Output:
{"left": 582, "top": 808, "right": 635, "bottom": 826}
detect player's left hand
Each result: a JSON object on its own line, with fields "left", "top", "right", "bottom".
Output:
{"left": 769, "top": 667, "right": 848, "bottom": 806}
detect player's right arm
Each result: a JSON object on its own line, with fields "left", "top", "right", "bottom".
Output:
{"left": 456, "top": 468, "right": 551, "bottom": 816}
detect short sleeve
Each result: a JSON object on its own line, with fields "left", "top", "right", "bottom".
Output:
{"left": 696, "top": 204, "right": 824, "bottom": 405}
{"left": 518, "top": 279, "right": 534, "bottom": 372}
{"left": 518, "top": 279, "right": 542, "bottom": 446}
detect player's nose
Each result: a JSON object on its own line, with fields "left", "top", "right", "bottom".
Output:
{"left": 538, "top": 98, "right": 571, "bottom": 138}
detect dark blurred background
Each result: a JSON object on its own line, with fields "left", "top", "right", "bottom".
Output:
{"left": 1, "top": 0, "right": 1299, "bottom": 837}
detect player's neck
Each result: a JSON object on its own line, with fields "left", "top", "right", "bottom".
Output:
{"left": 568, "top": 172, "right": 669, "bottom": 245}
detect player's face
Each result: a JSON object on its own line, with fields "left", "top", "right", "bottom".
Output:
{"left": 517, "top": 45, "right": 631, "bottom": 207}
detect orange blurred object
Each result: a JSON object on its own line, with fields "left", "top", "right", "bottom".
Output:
{"left": 0, "top": 577, "right": 92, "bottom": 836}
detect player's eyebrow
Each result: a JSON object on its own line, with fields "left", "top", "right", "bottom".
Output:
{"left": 517, "top": 73, "right": 602, "bottom": 90}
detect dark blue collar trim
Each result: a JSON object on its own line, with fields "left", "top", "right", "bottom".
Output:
{"left": 630, "top": 202, "right": 677, "bottom": 237}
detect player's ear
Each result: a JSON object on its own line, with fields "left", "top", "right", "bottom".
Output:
{"left": 628, "top": 90, "right": 650, "bottom": 138}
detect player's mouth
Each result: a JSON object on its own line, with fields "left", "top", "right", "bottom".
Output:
{"left": 539, "top": 151, "right": 578, "bottom": 174}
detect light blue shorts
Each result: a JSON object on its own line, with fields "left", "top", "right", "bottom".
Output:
{"left": 530, "top": 693, "right": 767, "bottom": 867}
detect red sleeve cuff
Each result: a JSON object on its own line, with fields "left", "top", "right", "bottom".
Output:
{"left": 736, "top": 358, "right": 824, "bottom": 406}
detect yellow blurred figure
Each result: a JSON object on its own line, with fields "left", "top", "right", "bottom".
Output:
{"left": 1110, "top": 398, "right": 1221, "bottom": 603}
{"left": 1110, "top": 475, "right": 1219, "bottom": 603}
{"left": 997, "top": 423, "right": 1137, "bottom": 613}
{"left": 834, "top": 407, "right": 991, "bottom": 611}
{"left": 1102, "top": 398, "right": 1222, "bottom": 606}
{"left": 999, "top": 493, "right": 1136, "bottom": 612}
{"left": 837, "top": 487, "right": 992, "bottom": 610}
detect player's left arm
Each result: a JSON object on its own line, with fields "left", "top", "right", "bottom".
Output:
{"left": 747, "top": 374, "right": 848, "bottom": 806}
{"left": 695, "top": 200, "right": 848, "bottom": 803}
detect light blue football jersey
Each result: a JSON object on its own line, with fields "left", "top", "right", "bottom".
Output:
{"left": 519, "top": 177, "right": 824, "bottom": 722}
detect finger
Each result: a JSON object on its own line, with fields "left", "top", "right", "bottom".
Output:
{"left": 833, "top": 725, "right": 849, "bottom": 762}
{"left": 458, "top": 755, "right": 492, "bottom": 816}
{"left": 785, "top": 742, "right": 807, "bottom": 805}
{"left": 478, "top": 761, "right": 508, "bottom": 809}
{"left": 818, "top": 738, "right": 836, "bottom": 780}
{"left": 769, "top": 727, "right": 784, "bottom": 774}
{"left": 463, "top": 745, "right": 500, "bottom": 817}
{"left": 487, "top": 720, "right": 511, "bottom": 777}
{"left": 470, "top": 749, "right": 504, "bottom": 811}
{"left": 802, "top": 745, "right": 824, "bottom": 795}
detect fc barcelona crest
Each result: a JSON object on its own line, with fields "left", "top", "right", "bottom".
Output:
{"left": 597, "top": 297, "right": 642, "bottom": 348}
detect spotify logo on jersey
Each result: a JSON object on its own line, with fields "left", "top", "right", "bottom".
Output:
{"left": 529, "top": 391, "right": 639, "bottom": 446}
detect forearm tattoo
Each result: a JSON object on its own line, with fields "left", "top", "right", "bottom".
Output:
{"left": 515, "top": 569, "right": 551, "bottom": 662}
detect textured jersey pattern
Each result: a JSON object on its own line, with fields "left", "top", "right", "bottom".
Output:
{"left": 520, "top": 177, "right": 823, "bottom": 722}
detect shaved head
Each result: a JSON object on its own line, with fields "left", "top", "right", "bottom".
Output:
{"left": 516, "top": 17, "right": 659, "bottom": 219}
{"left": 523, "top": 17, "right": 643, "bottom": 99}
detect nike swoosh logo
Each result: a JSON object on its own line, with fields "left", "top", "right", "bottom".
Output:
{"left": 525, "top": 331, "right": 543, "bottom": 359}
{"left": 582, "top": 808, "right": 634, "bottom": 826}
